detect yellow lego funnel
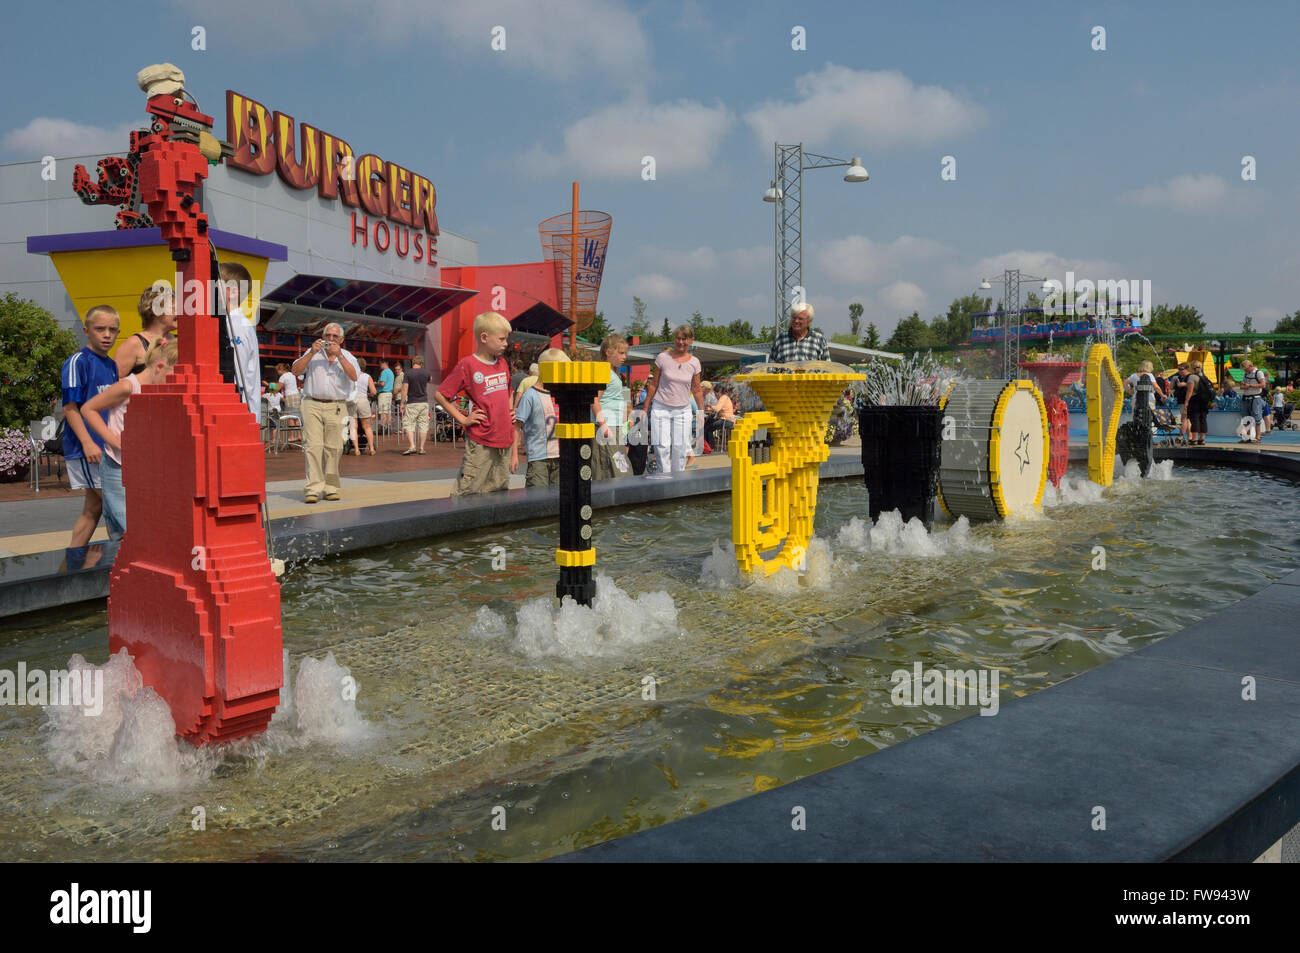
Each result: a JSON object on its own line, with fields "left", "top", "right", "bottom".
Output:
{"left": 729, "top": 368, "right": 863, "bottom": 577}
{"left": 27, "top": 228, "right": 287, "bottom": 355}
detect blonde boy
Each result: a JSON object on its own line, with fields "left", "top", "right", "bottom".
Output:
{"left": 435, "top": 311, "right": 514, "bottom": 495}
{"left": 61, "top": 305, "right": 121, "bottom": 546}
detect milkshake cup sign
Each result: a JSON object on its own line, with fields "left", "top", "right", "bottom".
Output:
{"left": 575, "top": 237, "right": 607, "bottom": 287}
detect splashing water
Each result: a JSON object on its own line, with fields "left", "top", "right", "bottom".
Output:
{"left": 700, "top": 538, "right": 834, "bottom": 591}
{"left": 835, "top": 512, "right": 993, "bottom": 557}
{"left": 855, "top": 351, "right": 965, "bottom": 407}
{"left": 468, "top": 573, "right": 682, "bottom": 660}
{"left": 41, "top": 647, "right": 376, "bottom": 792}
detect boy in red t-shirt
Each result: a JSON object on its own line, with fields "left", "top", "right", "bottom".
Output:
{"left": 436, "top": 311, "right": 515, "bottom": 495}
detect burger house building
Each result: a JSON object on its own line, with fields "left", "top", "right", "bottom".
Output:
{"left": 5, "top": 87, "right": 573, "bottom": 384}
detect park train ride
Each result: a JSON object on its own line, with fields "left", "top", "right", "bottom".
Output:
{"left": 969, "top": 311, "right": 1144, "bottom": 344}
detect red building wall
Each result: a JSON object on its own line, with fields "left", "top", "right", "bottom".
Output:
{"left": 433, "top": 261, "right": 563, "bottom": 383}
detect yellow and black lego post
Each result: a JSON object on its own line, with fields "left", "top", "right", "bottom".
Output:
{"left": 540, "top": 360, "right": 611, "bottom": 605}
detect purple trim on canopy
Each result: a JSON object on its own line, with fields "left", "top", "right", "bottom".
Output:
{"left": 27, "top": 228, "right": 287, "bottom": 261}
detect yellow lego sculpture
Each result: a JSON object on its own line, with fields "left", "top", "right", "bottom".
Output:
{"left": 729, "top": 365, "right": 863, "bottom": 576}
{"left": 1085, "top": 343, "right": 1123, "bottom": 486}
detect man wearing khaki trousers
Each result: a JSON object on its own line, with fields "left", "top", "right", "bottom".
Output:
{"left": 290, "top": 322, "right": 359, "bottom": 503}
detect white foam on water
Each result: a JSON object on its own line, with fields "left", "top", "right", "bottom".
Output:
{"left": 835, "top": 512, "right": 992, "bottom": 557}
{"left": 43, "top": 649, "right": 142, "bottom": 770}
{"left": 270, "top": 648, "right": 295, "bottom": 729}
{"left": 1148, "top": 459, "right": 1175, "bottom": 481}
{"left": 507, "top": 573, "right": 680, "bottom": 660}
{"left": 101, "top": 688, "right": 189, "bottom": 789}
{"left": 466, "top": 605, "right": 511, "bottom": 640}
{"left": 288, "top": 652, "right": 375, "bottom": 746}
{"left": 44, "top": 647, "right": 377, "bottom": 793}
{"left": 1042, "top": 475, "right": 1107, "bottom": 507}
{"left": 42, "top": 649, "right": 211, "bottom": 791}
{"left": 700, "top": 536, "right": 834, "bottom": 591}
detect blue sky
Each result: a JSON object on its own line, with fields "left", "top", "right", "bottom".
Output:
{"left": 2, "top": 0, "right": 1297, "bottom": 337}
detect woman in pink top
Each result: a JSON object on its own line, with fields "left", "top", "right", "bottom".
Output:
{"left": 641, "top": 325, "right": 703, "bottom": 477}
{"left": 81, "top": 338, "right": 179, "bottom": 540}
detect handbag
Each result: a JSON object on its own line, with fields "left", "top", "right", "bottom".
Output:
{"left": 43, "top": 417, "right": 65, "bottom": 456}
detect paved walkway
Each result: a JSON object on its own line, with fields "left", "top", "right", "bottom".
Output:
{"left": 0, "top": 445, "right": 737, "bottom": 556}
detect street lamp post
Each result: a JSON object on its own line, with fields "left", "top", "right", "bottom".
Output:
{"left": 765, "top": 143, "right": 868, "bottom": 338}
{"left": 978, "top": 269, "right": 1055, "bottom": 378}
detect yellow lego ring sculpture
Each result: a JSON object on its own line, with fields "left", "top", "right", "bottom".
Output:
{"left": 729, "top": 367, "right": 863, "bottom": 576}
{"left": 1085, "top": 343, "right": 1123, "bottom": 487}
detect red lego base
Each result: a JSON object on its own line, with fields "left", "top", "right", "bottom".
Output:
{"left": 97, "top": 89, "right": 282, "bottom": 745}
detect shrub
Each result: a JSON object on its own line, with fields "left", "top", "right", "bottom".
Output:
{"left": 0, "top": 294, "right": 79, "bottom": 429}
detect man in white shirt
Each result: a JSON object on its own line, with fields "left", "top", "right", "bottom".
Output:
{"left": 219, "top": 263, "right": 262, "bottom": 424}
{"left": 290, "top": 322, "right": 359, "bottom": 502}
{"left": 1238, "top": 361, "right": 1268, "bottom": 438}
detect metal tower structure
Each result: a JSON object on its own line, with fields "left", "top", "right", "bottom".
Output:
{"left": 769, "top": 144, "right": 867, "bottom": 337}
{"left": 981, "top": 268, "right": 1051, "bottom": 378}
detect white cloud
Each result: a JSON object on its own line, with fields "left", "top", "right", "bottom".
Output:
{"left": 174, "top": 0, "right": 651, "bottom": 83}
{"left": 640, "top": 245, "right": 718, "bottom": 272}
{"left": 816, "top": 234, "right": 945, "bottom": 284}
{"left": 640, "top": 244, "right": 769, "bottom": 276}
{"left": 1254, "top": 307, "right": 1282, "bottom": 323}
{"left": 523, "top": 96, "right": 733, "bottom": 179}
{"left": 1, "top": 118, "right": 137, "bottom": 159}
{"left": 745, "top": 65, "right": 987, "bottom": 152}
{"left": 627, "top": 273, "right": 687, "bottom": 301}
{"left": 959, "top": 250, "right": 1130, "bottom": 290}
{"left": 737, "top": 293, "right": 769, "bottom": 314}
{"left": 879, "top": 281, "right": 927, "bottom": 314}
{"left": 724, "top": 245, "right": 771, "bottom": 271}
{"left": 1127, "top": 173, "right": 1229, "bottom": 212}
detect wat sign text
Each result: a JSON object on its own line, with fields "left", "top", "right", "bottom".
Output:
{"left": 225, "top": 90, "right": 438, "bottom": 265}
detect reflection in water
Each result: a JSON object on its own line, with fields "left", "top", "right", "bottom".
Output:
{"left": 0, "top": 465, "right": 1296, "bottom": 861}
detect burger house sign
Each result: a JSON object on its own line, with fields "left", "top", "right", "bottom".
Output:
{"left": 225, "top": 90, "right": 439, "bottom": 265}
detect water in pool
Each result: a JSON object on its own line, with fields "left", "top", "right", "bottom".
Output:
{"left": 1, "top": 462, "right": 1296, "bottom": 861}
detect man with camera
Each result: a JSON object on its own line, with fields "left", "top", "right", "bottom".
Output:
{"left": 291, "top": 322, "right": 359, "bottom": 503}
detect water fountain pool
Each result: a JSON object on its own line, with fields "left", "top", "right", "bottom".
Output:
{"left": 1, "top": 463, "right": 1297, "bottom": 861}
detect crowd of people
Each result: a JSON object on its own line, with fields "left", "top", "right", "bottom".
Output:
{"left": 52, "top": 296, "right": 854, "bottom": 545}
{"left": 1124, "top": 358, "right": 1294, "bottom": 445}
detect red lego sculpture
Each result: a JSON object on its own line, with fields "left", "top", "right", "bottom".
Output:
{"left": 89, "top": 76, "right": 283, "bottom": 744}
{"left": 1018, "top": 361, "right": 1084, "bottom": 488}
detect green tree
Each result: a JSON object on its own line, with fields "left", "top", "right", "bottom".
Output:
{"left": 625, "top": 296, "right": 651, "bottom": 339}
{"left": 725, "top": 319, "right": 757, "bottom": 342}
{"left": 584, "top": 310, "right": 612, "bottom": 343}
{"left": 1241, "top": 315, "right": 1254, "bottom": 335}
{"left": 862, "top": 322, "right": 881, "bottom": 348}
{"left": 659, "top": 318, "right": 672, "bottom": 341}
{"left": 0, "top": 294, "right": 78, "bottom": 428}
{"left": 1274, "top": 310, "right": 1300, "bottom": 335}
{"left": 1144, "top": 304, "right": 1206, "bottom": 337}
{"left": 935, "top": 293, "right": 993, "bottom": 345}
{"left": 884, "top": 312, "right": 937, "bottom": 351}
{"left": 848, "top": 302, "right": 864, "bottom": 338}
{"left": 830, "top": 332, "right": 860, "bottom": 346}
